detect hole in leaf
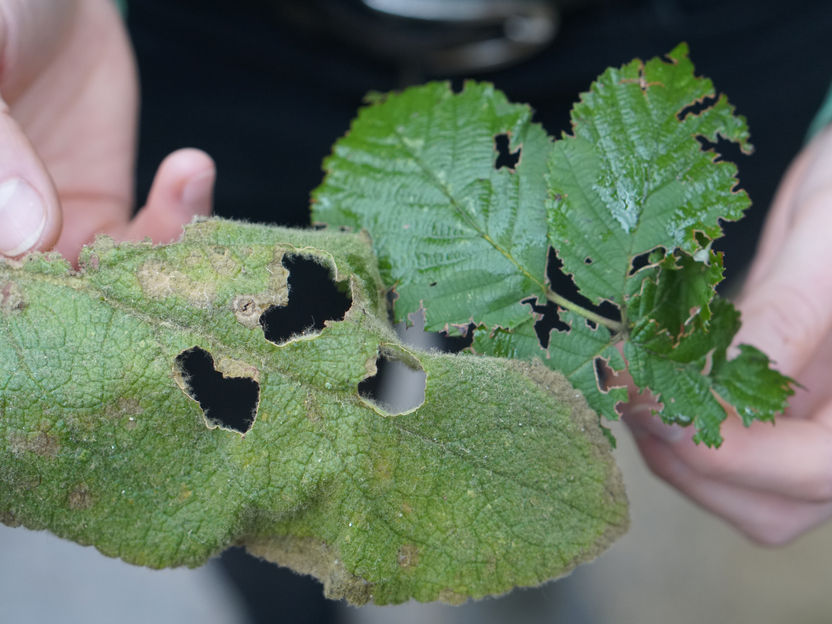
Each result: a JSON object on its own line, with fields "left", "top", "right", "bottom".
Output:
{"left": 594, "top": 357, "right": 627, "bottom": 394}
{"left": 358, "top": 350, "right": 426, "bottom": 414}
{"left": 695, "top": 133, "right": 748, "bottom": 163}
{"left": 629, "top": 247, "right": 666, "bottom": 276}
{"left": 439, "top": 322, "right": 476, "bottom": 353}
{"left": 175, "top": 347, "right": 259, "bottom": 434}
{"left": 260, "top": 254, "right": 351, "bottom": 345}
{"left": 523, "top": 297, "right": 569, "bottom": 349}
{"left": 676, "top": 94, "right": 719, "bottom": 121}
{"left": 494, "top": 133, "right": 521, "bottom": 170}
{"left": 584, "top": 257, "right": 593, "bottom": 265}
{"left": 547, "top": 249, "right": 621, "bottom": 322}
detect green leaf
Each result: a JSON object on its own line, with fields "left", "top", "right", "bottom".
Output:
{"left": 0, "top": 219, "right": 627, "bottom": 604}
{"left": 625, "top": 298, "right": 792, "bottom": 446}
{"left": 627, "top": 249, "right": 725, "bottom": 335}
{"left": 546, "top": 42, "right": 752, "bottom": 306}
{"left": 311, "top": 45, "right": 794, "bottom": 447}
{"left": 312, "top": 81, "right": 551, "bottom": 333}
{"left": 473, "top": 311, "right": 627, "bottom": 430}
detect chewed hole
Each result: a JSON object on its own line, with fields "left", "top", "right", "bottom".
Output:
{"left": 260, "top": 254, "right": 351, "bottom": 345}
{"left": 547, "top": 249, "right": 622, "bottom": 322}
{"left": 629, "top": 247, "right": 666, "bottom": 276}
{"left": 676, "top": 94, "right": 718, "bottom": 121}
{"left": 494, "top": 133, "right": 521, "bottom": 170}
{"left": 523, "top": 297, "right": 569, "bottom": 348}
{"left": 358, "top": 351, "right": 426, "bottom": 414}
{"left": 175, "top": 347, "right": 259, "bottom": 434}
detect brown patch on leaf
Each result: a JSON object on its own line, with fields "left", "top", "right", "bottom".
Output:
{"left": 0, "top": 509, "right": 20, "bottom": 527}
{"left": 214, "top": 355, "right": 261, "bottom": 383}
{"left": 0, "top": 281, "right": 26, "bottom": 313}
{"left": 232, "top": 249, "right": 290, "bottom": 327}
{"left": 137, "top": 247, "right": 243, "bottom": 308}
{"left": 137, "top": 259, "right": 216, "bottom": 307}
{"left": 8, "top": 431, "right": 59, "bottom": 457}
{"left": 68, "top": 485, "right": 93, "bottom": 510}
{"left": 104, "top": 397, "right": 143, "bottom": 429}
{"left": 246, "top": 535, "right": 374, "bottom": 605}
{"left": 304, "top": 391, "right": 321, "bottom": 422}
{"left": 397, "top": 543, "right": 420, "bottom": 569}
{"left": 233, "top": 293, "right": 284, "bottom": 328}
{"left": 438, "top": 588, "right": 468, "bottom": 605}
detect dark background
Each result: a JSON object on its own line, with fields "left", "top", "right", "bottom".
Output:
{"left": 126, "top": 1, "right": 832, "bottom": 622}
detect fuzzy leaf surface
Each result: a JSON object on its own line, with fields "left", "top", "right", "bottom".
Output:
{"left": 0, "top": 219, "right": 627, "bottom": 605}
{"left": 473, "top": 312, "right": 627, "bottom": 428}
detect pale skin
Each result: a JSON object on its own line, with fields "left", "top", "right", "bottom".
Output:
{"left": 1, "top": 0, "right": 829, "bottom": 545}
{"left": 0, "top": 0, "right": 213, "bottom": 262}
{"left": 624, "top": 126, "right": 832, "bottom": 545}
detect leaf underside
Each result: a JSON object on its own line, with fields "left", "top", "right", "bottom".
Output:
{"left": 313, "top": 43, "right": 793, "bottom": 447}
{"left": 0, "top": 219, "right": 627, "bottom": 605}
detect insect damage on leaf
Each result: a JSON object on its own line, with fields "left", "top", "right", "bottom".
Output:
{"left": 259, "top": 253, "right": 352, "bottom": 345}
{"left": 0, "top": 218, "right": 628, "bottom": 604}
{"left": 312, "top": 43, "right": 793, "bottom": 447}
{"left": 358, "top": 345, "right": 427, "bottom": 415}
{"left": 494, "top": 133, "right": 521, "bottom": 170}
{"left": 174, "top": 346, "right": 260, "bottom": 434}
{"left": 1, "top": 280, "right": 26, "bottom": 313}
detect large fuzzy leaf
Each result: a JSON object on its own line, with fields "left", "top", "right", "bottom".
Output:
{"left": 0, "top": 219, "right": 627, "bottom": 604}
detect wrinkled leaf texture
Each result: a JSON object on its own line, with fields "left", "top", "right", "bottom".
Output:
{"left": 313, "top": 44, "right": 793, "bottom": 446}
{"left": 0, "top": 219, "right": 627, "bottom": 604}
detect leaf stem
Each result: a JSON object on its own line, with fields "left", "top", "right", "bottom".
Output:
{"left": 545, "top": 287, "right": 625, "bottom": 334}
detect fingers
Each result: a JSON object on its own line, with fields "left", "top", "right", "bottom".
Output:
{"left": 626, "top": 405, "right": 832, "bottom": 502}
{"left": 743, "top": 128, "right": 830, "bottom": 286}
{"left": 121, "top": 148, "right": 215, "bottom": 244}
{"left": 0, "top": 0, "right": 86, "bottom": 257}
{"left": 736, "top": 127, "right": 832, "bottom": 379}
{"left": 0, "top": 105, "right": 61, "bottom": 256}
{"left": 631, "top": 429, "right": 832, "bottom": 545}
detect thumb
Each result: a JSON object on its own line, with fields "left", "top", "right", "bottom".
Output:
{"left": 0, "top": 106, "right": 61, "bottom": 257}
{"left": 0, "top": 0, "right": 72, "bottom": 258}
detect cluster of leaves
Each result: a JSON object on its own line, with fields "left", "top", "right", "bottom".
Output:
{"left": 0, "top": 44, "right": 795, "bottom": 606}
{"left": 312, "top": 43, "right": 793, "bottom": 447}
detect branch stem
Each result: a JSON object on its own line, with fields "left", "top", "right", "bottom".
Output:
{"left": 545, "top": 287, "right": 625, "bottom": 334}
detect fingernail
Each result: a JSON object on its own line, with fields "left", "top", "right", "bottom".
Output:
{"left": 181, "top": 170, "right": 214, "bottom": 209}
{"left": 0, "top": 178, "right": 47, "bottom": 256}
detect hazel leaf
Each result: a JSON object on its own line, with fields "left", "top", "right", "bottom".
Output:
{"left": 311, "top": 81, "right": 552, "bottom": 334}
{"left": 546, "top": 42, "right": 752, "bottom": 306}
{"left": 0, "top": 218, "right": 627, "bottom": 605}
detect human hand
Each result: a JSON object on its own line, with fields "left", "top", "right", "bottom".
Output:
{"left": 624, "top": 126, "right": 832, "bottom": 545}
{"left": 0, "top": 0, "right": 213, "bottom": 262}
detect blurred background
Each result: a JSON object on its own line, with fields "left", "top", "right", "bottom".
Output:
{"left": 3, "top": 0, "right": 832, "bottom": 622}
